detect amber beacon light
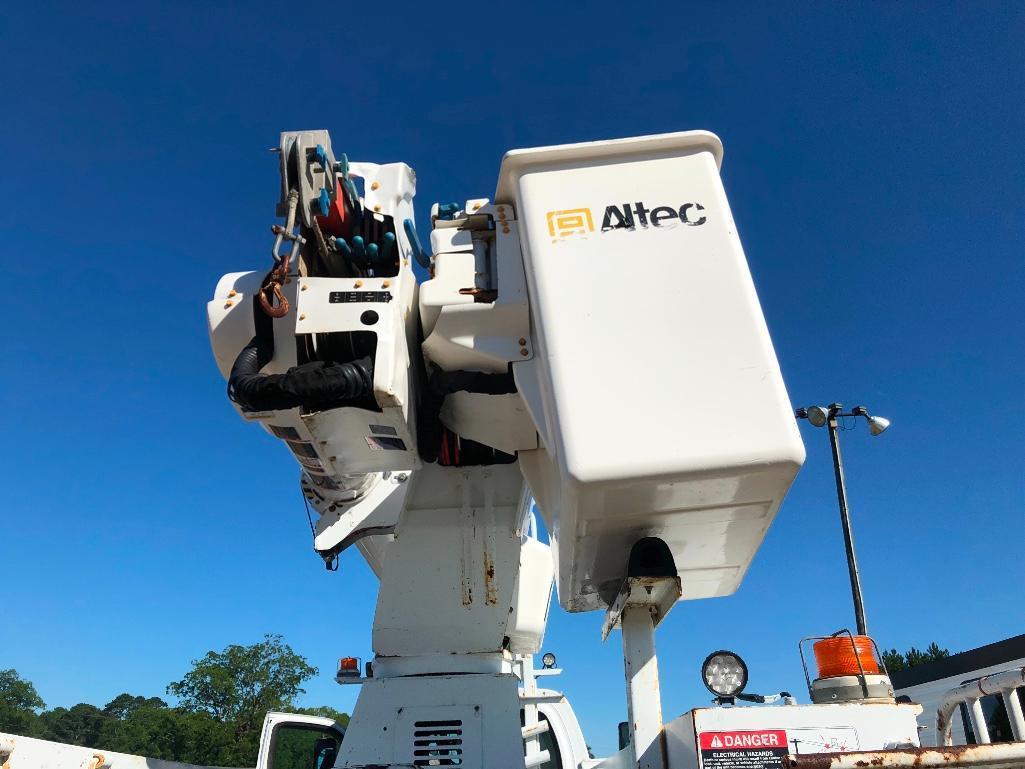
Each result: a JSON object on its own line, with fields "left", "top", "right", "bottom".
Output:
{"left": 812, "top": 635, "right": 880, "bottom": 678}
{"left": 799, "top": 631, "right": 894, "bottom": 705}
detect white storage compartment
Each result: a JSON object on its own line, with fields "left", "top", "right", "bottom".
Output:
{"left": 665, "top": 702, "right": 922, "bottom": 769}
{"left": 498, "top": 132, "right": 805, "bottom": 611}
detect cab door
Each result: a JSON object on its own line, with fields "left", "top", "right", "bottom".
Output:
{"left": 257, "top": 712, "right": 346, "bottom": 769}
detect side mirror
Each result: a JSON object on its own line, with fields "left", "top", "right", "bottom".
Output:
{"left": 313, "top": 737, "right": 338, "bottom": 769}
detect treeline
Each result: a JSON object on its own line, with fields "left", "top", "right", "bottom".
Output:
{"left": 880, "top": 642, "right": 950, "bottom": 673}
{"left": 0, "top": 635, "right": 347, "bottom": 767}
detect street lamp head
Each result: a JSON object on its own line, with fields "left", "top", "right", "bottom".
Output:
{"left": 806, "top": 405, "right": 830, "bottom": 428}
{"left": 866, "top": 415, "right": 890, "bottom": 436}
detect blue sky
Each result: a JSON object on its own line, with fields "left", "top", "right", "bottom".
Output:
{"left": 2, "top": 0, "right": 1022, "bottom": 759}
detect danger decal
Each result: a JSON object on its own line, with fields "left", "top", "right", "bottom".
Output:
{"left": 699, "top": 730, "right": 788, "bottom": 769}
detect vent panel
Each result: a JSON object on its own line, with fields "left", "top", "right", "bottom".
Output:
{"left": 412, "top": 719, "right": 463, "bottom": 766}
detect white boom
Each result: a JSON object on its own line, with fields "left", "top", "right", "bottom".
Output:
{"left": 7, "top": 129, "right": 1020, "bottom": 769}
{"left": 204, "top": 129, "right": 804, "bottom": 769}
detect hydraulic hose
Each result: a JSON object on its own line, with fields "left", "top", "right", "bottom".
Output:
{"left": 228, "top": 336, "right": 374, "bottom": 413}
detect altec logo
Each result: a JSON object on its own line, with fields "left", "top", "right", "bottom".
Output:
{"left": 546, "top": 201, "right": 707, "bottom": 240}
{"left": 699, "top": 730, "right": 787, "bottom": 751}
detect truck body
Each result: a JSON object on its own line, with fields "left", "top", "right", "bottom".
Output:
{"left": 6, "top": 130, "right": 1022, "bottom": 769}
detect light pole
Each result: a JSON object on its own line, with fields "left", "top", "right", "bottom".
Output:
{"left": 794, "top": 403, "right": 890, "bottom": 636}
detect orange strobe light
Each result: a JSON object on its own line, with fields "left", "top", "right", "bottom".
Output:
{"left": 812, "top": 636, "right": 879, "bottom": 679}
{"left": 338, "top": 657, "right": 360, "bottom": 674}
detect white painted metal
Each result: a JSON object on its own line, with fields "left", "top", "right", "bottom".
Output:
{"left": 311, "top": 472, "right": 407, "bottom": 560}
{"left": 209, "top": 270, "right": 299, "bottom": 379}
{"left": 895, "top": 657, "right": 1025, "bottom": 746}
{"left": 255, "top": 712, "right": 344, "bottom": 769}
{"left": 338, "top": 674, "right": 524, "bottom": 768}
{"left": 208, "top": 130, "right": 1025, "bottom": 769}
{"left": 420, "top": 202, "right": 532, "bottom": 373}
{"left": 498, "top": 131, "right": 805, "bottom": 611}
{"left": 969, "top": 697, "right": 993, "bottom": 744}
{"left": 665, "top": 702, "right": 923, "bottom": 769}
{"left": 786, "top": 742, "right": 1025, "bottom": 769}
{"left": 537, "top": 699, "right": 591, "bottom": 769}
{"left": 371, "top": 463, "right": 525, "bottom": 656}
{"left": 440, "top": 392, "right": 539, "bottom": 455}
{"left": 520, "top": 656, "right": 545, "bottom": 768}
{"left": 1003, "top": 687, "right": 1025, "bottom": 742}
{"left": 603, "top": 576, "right": 682, "bottom": 642}
{"left": 0, "top": 732, "right": 241, "bottom": 769}
{"left": 935, "top": 667, "right": 1025, "bottom": 746}
{"left": 622, "top": 607, "right": 666, "bottom": 769}
{"left": 523, "top": 750, "right": 551, "bottom": 768}
{"left": 521, "top": 722, "right": 550, "bottom": 740}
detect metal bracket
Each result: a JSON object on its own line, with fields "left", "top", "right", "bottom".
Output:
{"left": 601, "top": 575, "right": 682, "bottom": 642}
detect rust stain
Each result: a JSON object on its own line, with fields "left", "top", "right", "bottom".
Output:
{"left": 484, "top": 552, "right": 497, "bottom": 605}
{"left": 785, "top": 741, "right": 1021, "bottom": 768}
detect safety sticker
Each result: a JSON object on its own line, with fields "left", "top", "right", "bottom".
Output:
{"left": 365, "top": 435, "right": 407, "bottom": 451}
{"left": 699, "top": 730, "right": 788, "bottom": 769}
{"left": 294, "top": 454, "right": 326, "bottom": 472}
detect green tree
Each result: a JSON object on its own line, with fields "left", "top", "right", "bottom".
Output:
{"left": 167, "top": 634, "right": 318, "bottom": 765}
{"left": 36, "top": 703, "right": 108, "bottom": 747}
{"left": 882, "top": 642, "right": 951, "bottom": 673}
{"left": 0, "top": 669, "right": 46, "bottom": 735}
{"left": 102, "top": 693, "right": 168, "bottom": 720}
{"left": 1, "top": 641, "right": 344, "bottom": 767}
{"left": 98, "top": 706, "right": 232, "bottom": 765}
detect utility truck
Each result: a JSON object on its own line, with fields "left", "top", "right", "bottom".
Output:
{"left": 4, "top": 130, "right": 1023, "bottom": 769}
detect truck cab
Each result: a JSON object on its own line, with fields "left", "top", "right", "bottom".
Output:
{"left": 256, "top": 712, "right": 346, "bottom": 769}
{"left": 255, "top": 694, "right": 589, "bottom": 769}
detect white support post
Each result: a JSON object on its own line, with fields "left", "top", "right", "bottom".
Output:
{"left": 967, "top": 697, "right": 992, "bottom": 744}
{"left": 1003, "top": 688, "right": 1025, "bottom": 742}
{"left": 935, "top": 667, "right": 1025, "bottom": 746}
{"left": 521, "top": 656, "right": 543, "bottom": 766}
{"left": 622, "top": 606, "right": 666, "bottom": 769}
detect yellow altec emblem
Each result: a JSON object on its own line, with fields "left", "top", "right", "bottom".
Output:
{"left": 547, "top": 208, "right": 594, "bottom": 240}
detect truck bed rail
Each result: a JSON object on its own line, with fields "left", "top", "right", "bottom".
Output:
{"left": 937, "top": 666, "right": 1025, "bottom": 745}
{"left": 0, "top": 733, "right": 248, "bottom": 769}
{"left": 784, "top": 741, "right": 1025, "bottom": 768}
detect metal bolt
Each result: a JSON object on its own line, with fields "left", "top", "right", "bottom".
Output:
{"left": 382, "top": 280, "right": 390, "bottom": 288}
{"left": 224, "top": 301, "right": 233, "bottom": 308}
{"left": 299, "top": 313, "right": 306, "bottom": 320}
{"left": 301, "top": 284, "right": 308, "bottom": 291}
{"left": 354, "top": 280, "right": 363, "bottom": 288}
{"left": 520, "top": 348, "right": 529, "bottom": 356}
{"left": 396, "top": 473, "right": 408, "bottom": 483}
{"left": 472, "top": 202, "right": 481, "bottom": 210}
{"left": 518, "top": 338, "right": 527, "bottom": 345}
{"left": 228, "top": 289, "right": 237, "bottom": 297}
{"left": 502, "top": 226, "right": 510, "bottom": 234}
{"left": 371, "top": 181, "right": 380, "bottom": 191}
{"left": 374, "top": 204, "right": 381, "bottom": 212}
